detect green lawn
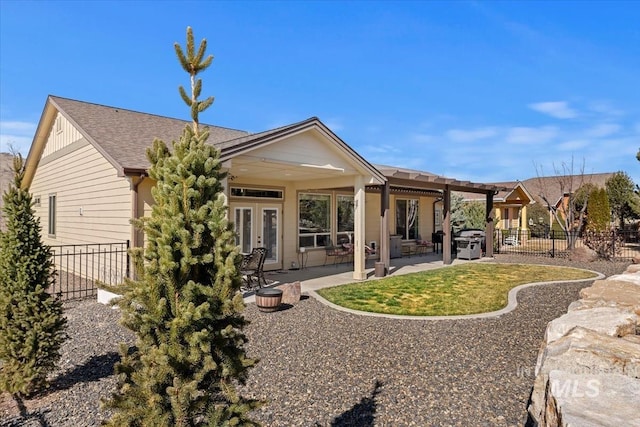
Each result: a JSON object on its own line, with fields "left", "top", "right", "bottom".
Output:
{"left": 316, "top": 263, "right": 597, "bottom": 316}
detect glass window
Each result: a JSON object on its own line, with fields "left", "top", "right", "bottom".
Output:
{"left": 336, "top": 195, "right": 354, "bottom": 244}
{"left": 230, "top": 187, "right": 283, "bottom": 199}
{"left": 234, "top": 208, "right": 252, "bottom": 253}
{"left": 299, "top": 193, "right": 330, "bottom": 248}
{"left": 502, "top": 208, "right": 510, "bottom": 229}
{"left": 396, "top": 199, "right": 419, "bottom": 239}
{"left": 48, "top": 194, "right": 56, "bottom": 236}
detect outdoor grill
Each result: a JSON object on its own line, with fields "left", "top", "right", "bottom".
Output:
{"left": 454, "top": 229, "right": 485, "bottom": 260}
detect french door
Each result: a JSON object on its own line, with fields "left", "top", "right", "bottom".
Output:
{"left": 232, "top": 203, "right": 281, "bottom": 270}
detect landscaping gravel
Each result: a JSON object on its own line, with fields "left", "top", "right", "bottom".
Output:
{"left": 0, "top": 256, "right": 630, "bottom": 426}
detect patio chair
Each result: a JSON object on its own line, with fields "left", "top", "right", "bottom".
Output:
{"left": 324, "top": 238, "right": 352, "bottom": 266}
{"left": 240, "top": 247, "right": 267, "bottom": 289}
{"left": 504, "top": 229, "right": 520, "bottom": 246}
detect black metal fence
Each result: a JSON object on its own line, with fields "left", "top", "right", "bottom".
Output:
{"left": 494, "top": 229, "right": 638, "bottom": 261}
{"left": 50, "top": 241, "right": 130, "bottom": 300}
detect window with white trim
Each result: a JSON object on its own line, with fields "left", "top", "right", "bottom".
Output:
{"left": 396, "top": 199, "right": 419, "bottom": 239}
{"left": 230, "top": 186, "right": 283, "bottom": 199}
{"left": 48, "top": 194, "right": 56, "bottom": 236}
{"left": 298, "top": 193, "right": 330, "bottom": 248}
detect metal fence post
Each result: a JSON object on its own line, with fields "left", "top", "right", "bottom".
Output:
{"left": 611, "top": 229, "right": 616, "bottom": 259}
{"left": 126, "top": 240, "right": 131, "bottom": 279}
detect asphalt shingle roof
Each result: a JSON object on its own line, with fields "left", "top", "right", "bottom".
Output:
{"left": 459, "top": 173, "right": 616, "bottom": 205}
{"left": 521, "top": 173, "right": 614, "bottom": 206}
{"left": 50, "top": 96, "right": 249, "bottom": 172}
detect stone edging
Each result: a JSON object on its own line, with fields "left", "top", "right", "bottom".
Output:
{"left": 308, "top": 265, "right": 605, "bottom": 321}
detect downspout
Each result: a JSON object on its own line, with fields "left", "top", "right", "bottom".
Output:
{"left": 130, "top": 174, "right": 147, "bottom": 249}
{"left": 485, "top": 190, "right": 495, "bottom": 258}
{"left": 380, "top": 181, "right": 390, "bottom": 274}
{"left": 442, "top": 185, "right": 452, "bottom": 265}
{"left": 433, "top": 197, "right": 442, "bottom": 231}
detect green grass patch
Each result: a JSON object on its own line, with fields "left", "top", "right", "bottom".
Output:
{"left": 316, "top": 263, "right": 596, "bottom": 316}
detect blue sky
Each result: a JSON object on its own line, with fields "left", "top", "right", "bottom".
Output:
{"left": 1, "top": 0, "right": 638, "bottom": 185}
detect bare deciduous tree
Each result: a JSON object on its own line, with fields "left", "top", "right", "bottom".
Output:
{"left": 534, "top": 158, "right": 589, "bottom": 250}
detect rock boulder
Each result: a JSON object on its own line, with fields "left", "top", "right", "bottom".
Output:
{"left": 568, "top": 246, "right": 598, "bottom": 262}
{"left": 529, "top": 327, "right": 640, "bottom": 423}
{"left": 275, "top": 281, "right": 301, "bottom": 305}
{"left": 541, "top": 371, "right": 640, "bottom": 427}
{"left": 543, "top": 307, "right": 637, "bottom": 345}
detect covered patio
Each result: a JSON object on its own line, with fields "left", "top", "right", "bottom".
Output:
{"left": 242, "top": 251, "right": 483, "bottom": 303}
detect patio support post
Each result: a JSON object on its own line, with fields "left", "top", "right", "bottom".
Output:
{"left": 353, "top": 175, "right": 367, "bottom": 280}
{"left": 443, "top": 185, "right": 452, "bottom": 265}
{"left": 380, "top": 181, "right": 390, "bottom": 273}
{"left": 220, "top": 176, "right": 229, "bottom": 208}
{"left": 485, "top": 191, "right": 495, "bottom": 257}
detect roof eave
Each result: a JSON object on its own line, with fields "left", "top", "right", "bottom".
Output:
{"left": 220, "top": 118, "right": 387, "bottom": 185}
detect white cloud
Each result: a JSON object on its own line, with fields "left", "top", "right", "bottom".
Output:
{"left": 0, "top": 121, "right": 36, "bottom": 132}
{"left": 587, "top": 101, "right": 624, "bottom": 117}
{"left": 506, "top": 126, "right": 557, "bottom": 144}
{"left": 409, "top": 132, "right": 433, "bottom": 143}
{"left": 0, "top": 134, "right": 32, "bottom": 155}
{"left": 584, "top": 123, "right": 621, "bottom": 138}
{"left": 363, "top": 144, "right": 401, "bottom": 154}
{"left": 528, "top": 101, "right": 578, "bottom": 119}
{"left": 557, "top": 139, "right": 589, "bottom": 151}
{"left": 0, "top": 120, "right": 36, "bottom": 155}
{"left": 444, "top": 127, "right": 498, "bottom": 142}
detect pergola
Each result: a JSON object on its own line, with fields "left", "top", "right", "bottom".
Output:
{"left": 372, "top": 166, "right": 507, "bottom": 271}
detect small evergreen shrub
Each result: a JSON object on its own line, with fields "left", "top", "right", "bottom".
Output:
{"left": 0, "top": 154, "right": 67, "bottom": 396}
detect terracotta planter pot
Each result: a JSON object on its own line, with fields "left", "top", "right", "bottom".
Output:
{"left": 255, "top": 288, "right": 283, "bottom": 313}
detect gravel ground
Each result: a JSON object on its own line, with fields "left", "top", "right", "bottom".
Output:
{"left": 0, "top": 255, "right": 630, "bottom": 426}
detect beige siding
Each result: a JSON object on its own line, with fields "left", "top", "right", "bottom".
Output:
{"left": 42, "top": 113, "right": 83, "bottom": 157}
{"left": 31, "top": 138, "right": 131, "bottom": 283}
{"left": 421, "top": 197, "right": 436, "bottom": 240}
{"left": 31, "top": 140, "right": 132, "bottom": 247}
{"left": 365, "top": 192, "right": 382, "bottom": 255}
{"left": 249, "top": 132, "right": 360, "bottom": 174}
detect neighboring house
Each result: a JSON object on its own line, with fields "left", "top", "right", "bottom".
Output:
{"left": 459, "top": 181, "right": 534, "bottom": 233}
{"left": 460, "top": 173, "right": 616, "bottom": 233}
{"left": 23, "top": 95, "right": 502, "bottom": 281}
{"left": 520, "top": 173, "right": 615, "bottom": 219}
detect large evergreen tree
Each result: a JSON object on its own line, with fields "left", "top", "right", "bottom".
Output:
{"left": 584, "top": 187, "right": 619, "bottom": 259}
{"left": 585, "top": 188, "right": 610, "bottom": 232}
{"left": 606, "top": 171, "right": 638, "bottom": 228}
{"left": 0, "top": 154, "right": 67, "bottom": 396}
{"left": 461, "top": 201, "right": 485, "bottom": 230}
{"left": 103, "top": 27, "right": 260, "bottom": 426}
